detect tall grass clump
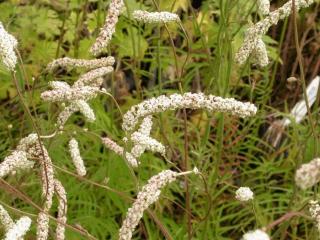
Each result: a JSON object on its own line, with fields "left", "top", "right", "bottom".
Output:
{"left": 0, "top": 0, "right": 319, "bottom": 239}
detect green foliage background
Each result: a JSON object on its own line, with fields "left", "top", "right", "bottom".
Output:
{"left": 0, "top": 0, "right": 320, "bottom": 239}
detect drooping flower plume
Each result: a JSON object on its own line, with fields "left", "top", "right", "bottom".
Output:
{"left": 0, "top": 21, "right": 18, "bottom": 71}
{"left": 102, "top": 116, "right": 166, "bottom": 167}
{"left": 74, "top": 66, "right": 113, "bottom": 87}
{"left": 69, "top": 138, "right": 86, "bottom": 176}
{"left": 54, "top": 180, "right": 68, "bottom": 240}
{"left": 309, "top": 200, "right": 320, "bottom": 232}
{"left": 118, "top": 168, "right": 199, "bottom": 240}
{"left": 102, "top": 137, "right": 139, "bottom": 167}
{"left": 0, "top": 204, "right": 32, "bottom": 240}
{"left": 41, "top": 85, "right": 99, "bottom": 102}
{"left": 122, "top": 93, "right": 257, "bottom": 132}
{"left": 90, "top": 0, "right": 124, "bottom": 56}
{"left": 8, "top": 133, "right": 55, "bottom": 240}
{"left": 132, "top": 10, "right": 180, "bottom": 23}
{"left": 0, "top": 150, "right": 34, "bottom": 178}
{"left": 0, "top": 204, "right": 14, "bottom": 231}
{"left": 46, "top": 56, "right": 115, "bottom": 72}
{"left": 257, "top": 0, "right": 270, "bottom": 15}
{"left": 45, "top": 56, "right": 114, "bottom": 130}
{"left": 251, "top": 38, "right": 269, "bottom": 67}
{"left": 4, "top": 216, "right": 32, "bottom": 240}
{"left": 235, "top": 0, "right": 314, "bottom": 66}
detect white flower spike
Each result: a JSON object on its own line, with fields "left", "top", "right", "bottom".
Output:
{"left": 0, "top": 22, "right": 18, "bottom": 71}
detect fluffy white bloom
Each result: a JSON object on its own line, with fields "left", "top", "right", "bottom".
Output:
{"left": 257, "top": 0, "right": 270, "bottom": 15}
{"left": 41, "top": 86, "right": 99, "bottom": 102}
{"left": 27, "top": 142, "right": 55, "bottom": 240}
{"left": 101, "top": 137, "right": 139, "bottom": 167}
{"left": 54, "top": 180, "right": 67, "bottom": 240}
{"left": 56, "top": 103, "right": 79, "bottom": 129}
{"left": 295, "top": 158, "right": 320, "bottom": 189}
{"left": 236, "top": 0, "right": 314, "bottom": 65}
{"left": 0, "top": 150, "right": 34, "bottom": 178}
{"left": 16, "top": 133, "right": 38, "bottom": 153}
{"left": 309, "top": 200, "right": 320, "bottom": 231}
{"left": 75, "top": 100, "right": 96, "bottom": 122}
{"left": 235, "top": 187, "right": 254, "bottom": 202}
{"left": 49, "top": 81, "right": 71, "bottom": 90}
{"left": 74, "top": 66, "right": 113, "bottom": 87}
{"left": 136, "top": 116, "right": 153, "bottom": 136}
{"left": 7, "top": 136, "right": 56, "bottom": 240}
{"left": 4, "top": 216, "right": 32, "bottom": 240}
{"left": 46, "top": 56, "right": 115, "bottom": 72}
{"left": 27, "top": 142, "right": 55, "bottom": 203}
{"left": 130, "top": 132, "right": 165, "bottom": 156}
{"left": 241, "top": 229, "right": 270, "bottom": 240}
{"left": 127, "top": 116, "right": 166, "bottom": 159}
{"left": 132, "top": 10, "right": 180, "bottom": 23}
{"left": 69, "top": 138, "right": 86, "bottom": 176}
{"left": 0, "top": 22, "right": 18, "bottom": 71}
{"left": 118, "top": 169, "right": 198, "bottom": 240}
{"left": 90, "top": 0, "right": 124, "bottom": 55}
{"left": 56, "top": 100, "right": 95, "bottom": 129}
{"left": 251, "top": 38, "right": 269, "bottom": 67}
{"left": 102, "top": 117, "right": 165, "bottom": 167}
{"left": 0, "top": 204, "right": 14, "bottom": 231}
{"left": 122, "top": 92, "right": 257, "bottom": 132}
{"left": 37, "top": 212, "right": 50, "bottom": 240}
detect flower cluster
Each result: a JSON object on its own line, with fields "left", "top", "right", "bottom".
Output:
{"left": 102, "top": 116, "right": 166, "bottom": 167}
{"left": 46, "top": 56, "right": 115, "bottom": 72}
{"left": 1, "top": 133, "right": 68, "bottom": 240}
{"left": 295, "top": 158, "right": 320, "bottom": 189}
{"left": 69, "top": 138, "right": 86, "bottom": 176}
{"left": 118, "top": 168, "right": 199, "bottom": 240}
{"left": 122, "top": 92, "right": 257, "bottom": 132}
{"left": 0, "top": 21, "right": 18, "bottom": 71}
{"left": 41, "top": 85, "right": 99, "bottom": 102}
{"left": 0, "top": 150, "right": 34, "bottom": 178}
{"left": 4, "top": 216, "right": 32, "bottom": 240}
{"left": 235, "top": 187, "right": 254, "bottom": 202}
{"left": 257, "top": 0, "right": 270, "bottom": 15}
{"left": 54, "top": 180, "right": 68, "bottom": 240}
{"left": 132, "top": 10, "right": 180, "bottom": 23}
{"left": 21, "top": 136, "right": 55, "bottom": 240}
{"left": 0, "top": 204, "right": 14, "bottom": 231}
{"left": 102, "top": 93, "right": 257, "bottom": 167}
{"left": 101, "top": 137, "right": 138, "bottom": 167}
{"left": 90, "top": 0, "right": 124, "bottom": 56}
{"left": 235, "top": 0, "right": 314, "bottom": 66}
{"left": 241, "top": 229, "right": 270, "bottom": 240}
{"left": 44, "top": 58, "right": 114, "bottom": 130}
{"left": 74, "top": 66, "right": 113, "bottom": 87}
{"left": 309, "top": 200, "right": 320, "bottom": 232}
{"left": 127, "top": 116, "right": 165, "bottom": 163}
{"left": 251, "top": 38, "right": 269, "bottom": 67}
{"left": 57, "top": 100, "right": 96, "bottom": 128}
{"left": 0, "top": 204, "right": 32, "bottom": 240}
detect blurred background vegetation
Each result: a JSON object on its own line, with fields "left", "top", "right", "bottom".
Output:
{"left": 0, "top": 0, "right": 320, "bottom": 239}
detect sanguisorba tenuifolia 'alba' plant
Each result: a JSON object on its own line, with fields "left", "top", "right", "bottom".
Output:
{"left": 235, "top": 0, "right": 314, "bottom": 67}
{"left": 0, "top": 0, "right": 318, "bottom": 238}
